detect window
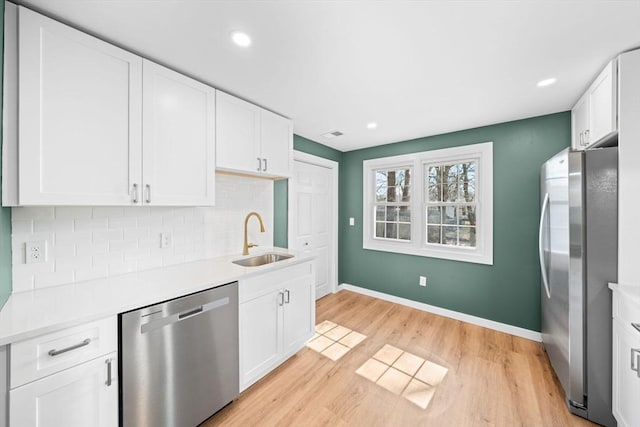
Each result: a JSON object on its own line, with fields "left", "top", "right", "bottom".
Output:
{"left": 363, "top": 142, "right": 493, "bottom": 265}
{"left": 374, "top": 168, "right": 412, "bottom": 241}
{"left": 425, "top": 161, "right": 476, "bottom": 247}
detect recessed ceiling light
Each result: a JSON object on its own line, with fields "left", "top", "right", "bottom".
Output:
{"left": 537, "top": 78, "right": 557, "bottom": 87}
{"left": 367, "top": 122, "right": 378, "bottom": 129}
{"left": 231, "top": 31, "right": 251, "bottom": 47}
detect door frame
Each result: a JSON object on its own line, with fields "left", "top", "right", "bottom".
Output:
{"left": 288, "top": 151, "right": 339, "bottom": 297}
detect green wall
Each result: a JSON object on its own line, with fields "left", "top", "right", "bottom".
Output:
{"left": 273, "top": 135, "right": 342, "bottom": 247}
{"left": 339, "top": 112, "right": 570, "bottom": 331}
{"left": 0, "top": 0, "right": 12, "bottom": 309}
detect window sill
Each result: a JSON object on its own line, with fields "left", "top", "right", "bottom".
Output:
{"left": 363, "top": 240, "right": 493, "bottom": 265}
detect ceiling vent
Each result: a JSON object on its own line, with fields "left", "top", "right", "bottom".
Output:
{"left": 322, "top": 130, "right": 344, "bottom": 139}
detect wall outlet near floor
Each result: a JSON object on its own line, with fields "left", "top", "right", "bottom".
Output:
{"left": 160, "top": 232, "right": 172, "bottom": 249}
{"left": 25, "top": 240, "right": 47, "bottom": 264}
{"left": 419, "top": 276, "right": 427, "bottom": 287}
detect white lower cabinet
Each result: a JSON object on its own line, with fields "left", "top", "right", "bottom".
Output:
{"left": 7, "top": 317, "right": 118, "bottom": 427}
{"left": 239, "top": 261, "right": 315, "bottom": 391}
{"left": 611, "top": 285, "right": 640, "bottom": 427}
{"left": 9, "top": 353, "right": 118, "bottom": 427}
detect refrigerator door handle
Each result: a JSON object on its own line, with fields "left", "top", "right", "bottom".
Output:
{"left": 539, "top": 192, "right": 551, "bottom": 299}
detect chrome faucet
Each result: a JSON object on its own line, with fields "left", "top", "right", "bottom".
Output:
{"left": 243, "top": 212, "right": 266, "bottom": 255}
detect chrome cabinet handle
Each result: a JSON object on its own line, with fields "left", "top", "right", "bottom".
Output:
{"left": 105, "top": 358, "right": 113, "bottom": 386}
{"left": 284, "top": 289, "right": 290, "bottom": 304}
{"left": 632, "top": 323, "right": 640, "bottom": 333}
{"left": 579, "top": 132, "right": 583, "bottom": 147}
{"left": 132, "top": 183, "right": 138, "bottom": 204}
{"left": 584, "top": 129, "right": 590, "bottom": 145}
{"left": 145, "top": 184, "right": 151, "bottom": 204}
{"left": 262, "top": 158, "right": 268, "bottom": 172}
{"left": 278, "top": 291, "right": 285, "bottom": 306}
{"left": 631, "top": 348, "right": 640, "bottom": 378}
{"left": 48, "top": 338, "right": 91, "bottom": 357}
{"left": 257, "top": 157, "right": 262, "bottom": 172}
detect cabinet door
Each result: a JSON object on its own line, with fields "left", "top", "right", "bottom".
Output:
{"left": 260, "top": 109, "right": 293, "bottom": 177}
{"left": 216, "top": 91, "right": 261, "bottom": 173}
{"left": 612, "top": 320, "right": 640, "bottom": 427}
{"left": 18, "top": 7, "right": 142, "bottom": 205}
{"left": 142, "top": 60, "right": 215, "bottom": 206}
{"left": 10, "top": 353, "right": 118, "bottom": 427}
{"left": 239, "top": 290, "right": 281, "bottom": 390}
{"left": 571, "top": 93, "right": 589, "bottom": 151}
{"left": 589, "top": 61, "right": 617, "bottom": 145}
{"left": 282, "top": 274, "right": 315, "bottom": 356}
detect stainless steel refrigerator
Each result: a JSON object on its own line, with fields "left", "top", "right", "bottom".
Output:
{"left": 539, "top": 146, "right": 617, "bottom": 426}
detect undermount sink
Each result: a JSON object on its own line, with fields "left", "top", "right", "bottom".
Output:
{"left": 232, "top": 252, "right": 294, "bottom": 267}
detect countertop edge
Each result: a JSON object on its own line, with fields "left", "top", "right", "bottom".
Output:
{"left": 0, "top": 248, "right": 315, "bottom": 346}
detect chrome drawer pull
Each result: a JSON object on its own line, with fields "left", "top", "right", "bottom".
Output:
{"left": 132, "top": 183, "right": 138, "bottom": 203}
{"left": 48, "top": 338, "right": 91, "bottom": 357}
{"left": 632, "top": 348, "right": 640, "bottom": 378}
{"left": 284, "top": 289, "right": 290, "bottom": 304}
{"left": 105, "top": 358, "right": 113, "bottom": 386}
{"left": 145, "top": 184, "right": 151, "bottom": 204}
{"left": 632, "top": 323, "right": 640, "bottom": 333}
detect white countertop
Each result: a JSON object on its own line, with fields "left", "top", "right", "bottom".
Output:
{"left": 0, "top": 248, "right": 314, "bottom": 346}
{"left": 609, "top": 282, "right": 640, "bottom": 304}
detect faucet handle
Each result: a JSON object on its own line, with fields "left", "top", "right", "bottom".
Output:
{"left": 248, "top": 242, "right": 258, "bottom": 249}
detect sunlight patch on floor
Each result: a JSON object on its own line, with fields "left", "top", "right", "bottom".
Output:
{"left": 306, "top": 320, "right": 367, "bottom": 361}
{"left": 356, "top": 344, "right": 448, "bottom": 409}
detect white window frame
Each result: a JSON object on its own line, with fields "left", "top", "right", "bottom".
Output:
{"left": 362, "top": 142, "right": 493, "bottom": 265}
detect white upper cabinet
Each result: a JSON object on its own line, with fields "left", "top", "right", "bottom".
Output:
{"left": 3, "top": 5, "right": 216, "bottom": 206}
{"left": 142, "top": 60, "right": 215, "bottom": 206}
{"left": 260, "top": 108, "right": 294, "bottom": 177}
{"left": 215, "top": 91, "right": 261, "bottom": 173}
{"left": 15, "top": 6, "right": 143, "bottom": 205}
{"left": 572, "top": 59, "right": 618, "bottom": 150}
{"left": 216, "top": 90, "right": 293, "bottom": 178}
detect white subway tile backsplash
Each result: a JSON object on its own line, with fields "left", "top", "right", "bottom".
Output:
{"left": 34, "top": 270, "right": 75, "bottom": 288}
{"left": 12, "top": 220, "right": 33, "bottom": 234}
{"left": 75, "top": 218, "right": 108, "bottom": 231}
{"left": 11, "top": 174, "right": 274, "bottom": 291}
{"left": 93, "top": 207, "right": 124, "bottom": 218}
{"left": 56, "top": 206, "right": 92, "bottom": 219}
{"left": 109, "top": 217, "right": 137, "bottom": 229}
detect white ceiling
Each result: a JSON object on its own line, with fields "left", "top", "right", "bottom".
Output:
{"left": 14, "top": 0, "right": 640, "bottom": 152}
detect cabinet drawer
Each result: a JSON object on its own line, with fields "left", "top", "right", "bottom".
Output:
{"left": 240, "top": 261, "right": 313, "bottom": 303}
{"left": 10, "top": 317, "right": 117, "bottom": 389}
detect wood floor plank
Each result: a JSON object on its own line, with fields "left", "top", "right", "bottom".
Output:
{"left": 205, "top": 290, "right": 597, "bottom": 426}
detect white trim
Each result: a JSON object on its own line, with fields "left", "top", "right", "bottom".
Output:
{"left": 362, "top": 142, "right": 493, "bottom": 265}
{"left": 337, "top": 283, "right": 542, "bottom": 342}
{"left": 288, "top": 151, "right": 339, "bottom": 298}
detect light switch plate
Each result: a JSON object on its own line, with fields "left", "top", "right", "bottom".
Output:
{"left": 419, "top": 276, "right": 427, "bottom": 287}
{"left": 349, "top": 217, "right": 355, "bottom": 226}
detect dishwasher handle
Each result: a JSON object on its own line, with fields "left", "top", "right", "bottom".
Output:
{"left": 178, "top": 306, "right": 203, "bottom": 320}
{"left": 140, "top": 297, "right": 230, "bottom": 334}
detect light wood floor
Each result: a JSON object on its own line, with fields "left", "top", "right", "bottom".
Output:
{"left": 205, "top": 290, "right": 596, "bottom": 426}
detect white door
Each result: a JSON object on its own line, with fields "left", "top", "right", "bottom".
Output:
{"left": 10, "top": 353, "right": 118, "bottom": 427}
{"left": 215, "top": 90, "right": 261, "bottom": 173}
{"left": 260, "top": 109, "right": 292, "bottom": 177}
{"left": 18, "top": 7, "right": 142, "bottom": 205}
{"left": 290, "top": 154, "right": 338, "bottom": 299}
{"left": 142, "top": 60, "right": 215, "bottom": 206}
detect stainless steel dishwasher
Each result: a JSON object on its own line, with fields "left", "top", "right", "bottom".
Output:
{"left": 120, "top": 282, "right": 238, "bottom": 427}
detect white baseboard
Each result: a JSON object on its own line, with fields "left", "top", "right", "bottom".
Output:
{"left": 337, "top": 283, "right": 542, "bottom": 342}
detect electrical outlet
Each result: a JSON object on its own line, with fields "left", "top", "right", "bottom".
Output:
{"left": 160, "top": 232, "right": 172, "bottom": 249}
{"left": 419, "top": 276, "right": 427, "bottom": 287}
{"left": 26, "top": 240, "right": 47, "bottom": 264}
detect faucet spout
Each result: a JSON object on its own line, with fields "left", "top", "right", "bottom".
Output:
{"left": 243, "top": 212, "right": 266, "bottom": 255}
